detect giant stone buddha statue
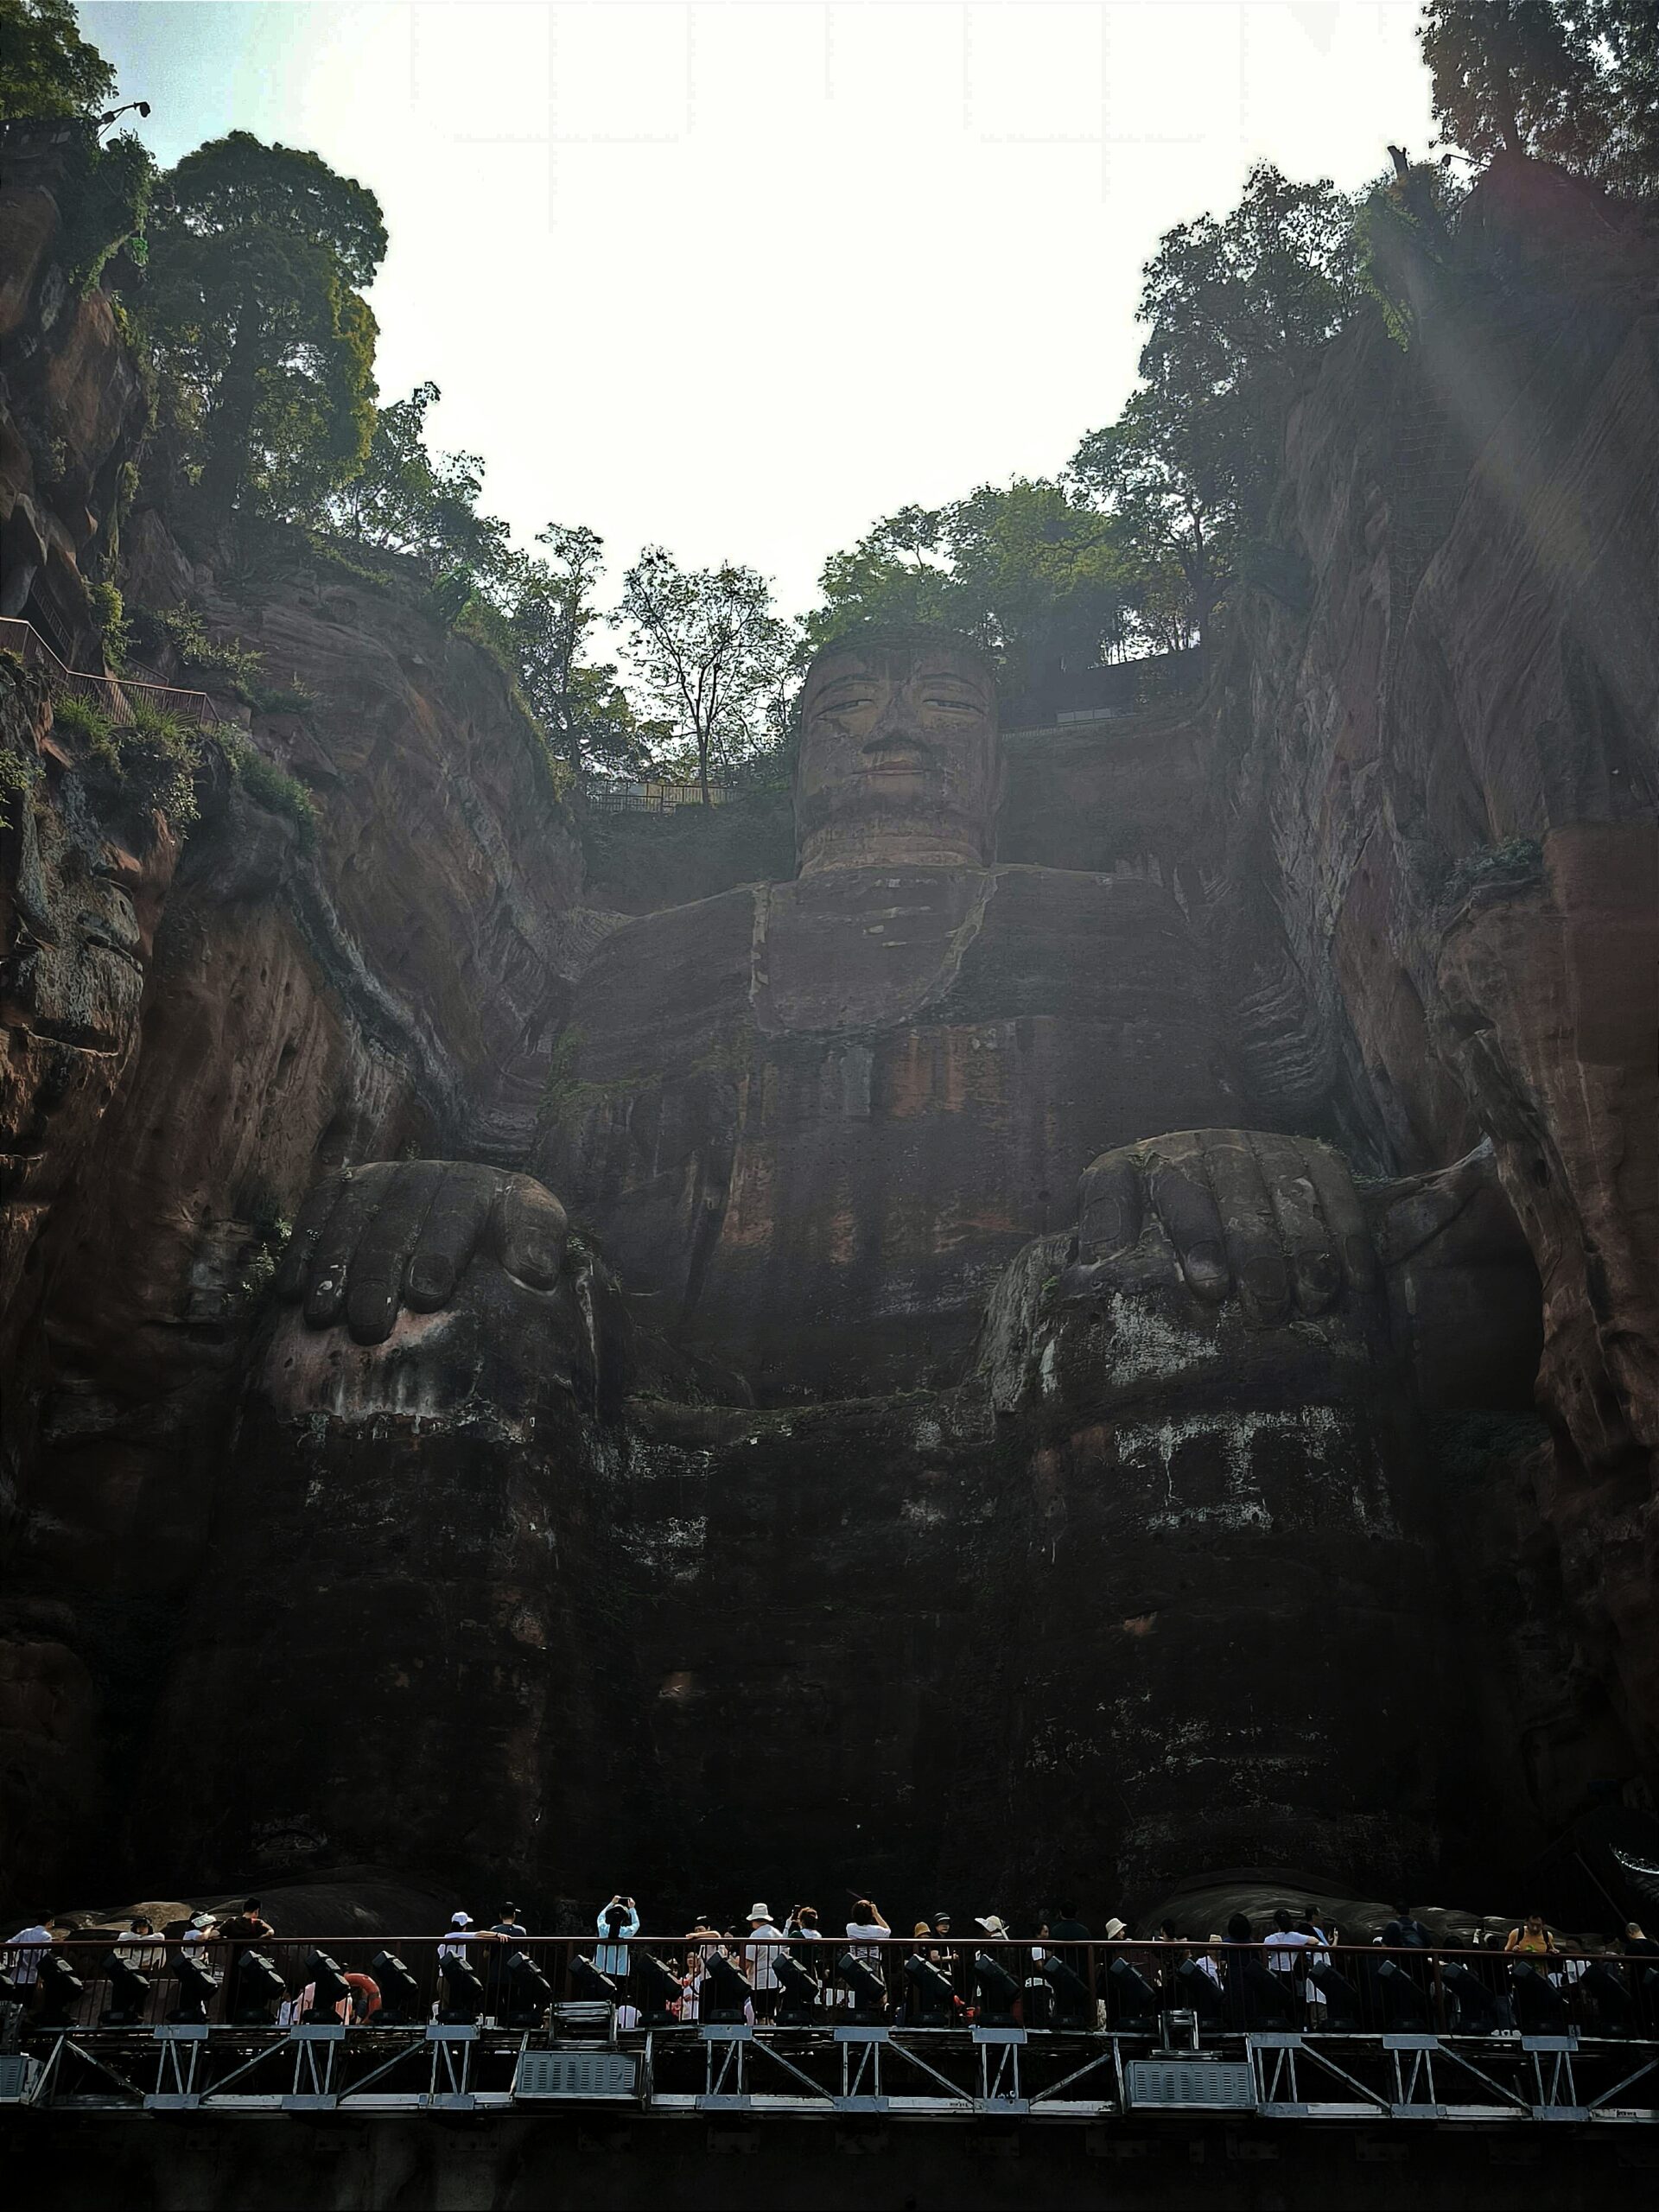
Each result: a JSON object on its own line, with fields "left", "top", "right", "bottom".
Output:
{"left": 156, "top": 626, "right": 1537, "bottom": 1911}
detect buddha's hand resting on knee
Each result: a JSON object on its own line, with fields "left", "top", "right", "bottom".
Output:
{"left": 1067, "top": 1128, "right": 1496, "bottom": 1324}
{"left": 272, "top": 1160, "right": 570, "bottom": 1345}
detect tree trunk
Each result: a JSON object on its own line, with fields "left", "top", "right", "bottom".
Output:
{"left": 197, "top": 318, "right": 264, "bottom": 531}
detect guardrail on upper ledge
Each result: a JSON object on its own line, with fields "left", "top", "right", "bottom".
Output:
{"left": 0, "top": 616, "right": 220, "bottom": 728}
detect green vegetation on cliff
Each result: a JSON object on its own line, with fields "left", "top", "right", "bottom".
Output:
{"left": 143, "top": 132, "right": 385, "bottom": 531}
{"left": 809, "top": 164, "right": 1362, "bottom": 666}
{"left": 27, "top": 0, "right": 1659, "bottom": 806}
{"left": 51, "top": 688, "right": 200, "bottom": 832}
{"left": 0, "top": 0, "right": 111, "bottom": 117}
{"left": 1422, "top": 1, "right": 1659, "bottom": 194}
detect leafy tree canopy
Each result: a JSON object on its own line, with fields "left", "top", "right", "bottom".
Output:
{"left": 499, "top": 524, "right": 663, "bottom": 779}
{"left": 809, "top": 480, "right": 1131, "bottom": 688}
{"left": 143, "top": 132, "right": 386, "bottom": 530}
{"left": 619, "top": 550, "right": 798, "bottom": 802}
{"left": 1421, "top": 2, "right": 1659, "bottom": 194}
{"left": 1068, "top": 162, "right": 1361, "bottom": 644}
{"left": 160, "top": 130, "right": 385, "bottom": 284}
{"left": 1069, "top": 388, "right": 1233, "bottom": 650}
{"left": 0, "top": 0, "right": 114, "bottom": 118}
{"left": 1133, "top": 163, "right": 1361, "bottom": 517}
{"left": 326, "top": 381, "right": 508, "bottom": 580}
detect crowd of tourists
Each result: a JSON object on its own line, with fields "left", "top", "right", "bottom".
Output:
{"left": 545, "top": 1897, "right": 1659, "bottom": 2028}
{"left": 6, "top": 1890, "right": 1659, "bottom": 2036}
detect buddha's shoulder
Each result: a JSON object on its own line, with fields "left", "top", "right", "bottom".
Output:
{"left": 570, "top": 887, "right": 760, "bottom": 1052}
{"left": 580, "top": 883, "right": 761, "bottom": 972}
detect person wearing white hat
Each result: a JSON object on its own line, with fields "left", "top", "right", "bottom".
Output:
{"left": 973, "top": 1913, "right": 1013, "bottom": 1942}
{"left": 1103, "top": 1916, "right": 1129, "bottom": 1942}
{"left": 179, "top": 1911, "right": 218, "bottom": 1964}
{"left": 438, "top": 1910, "right": 479, "bottom": 1964}
{"left": 743, "top": 1904, "right": 785, "bottom": 2017}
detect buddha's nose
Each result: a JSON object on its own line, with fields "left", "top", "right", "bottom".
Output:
{"left": 866, "top": 691, "right": 918, "bottom": 743}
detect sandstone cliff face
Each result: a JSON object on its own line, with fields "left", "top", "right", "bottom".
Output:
{"left": 0, "top": 567, "right": 601, "bottom": 1897}
{"left": 0, "top": 124, "right": 149, "bottom": 652}
{"left": 2, "top": 154, "right": 1655, "bottom": 1929}
{"left": 0, "top": 198, "right": 607, "bottom": 1898}
{"left": 1211, "top": 162, "right": 1659, "bottom": 1806}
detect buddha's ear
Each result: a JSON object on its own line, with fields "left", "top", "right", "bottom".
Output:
{"left": 1368, "top": 1140, "right": 1500, "bottom": 1269}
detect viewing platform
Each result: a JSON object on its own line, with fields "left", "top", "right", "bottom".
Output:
{"left": 4, "top": 1935, "right": 1656, "bottom": 2130}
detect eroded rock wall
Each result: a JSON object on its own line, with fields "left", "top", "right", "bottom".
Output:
{"left": 1, "top": 148, "right": 1654, "bottom": 1927}
{"left": 0, "top": 180, "right": 604, "bottom": 1900}
{"left": 0, "top": 123, "right": 150, "bottom": 654}
{"left": 1211, "top": 161, "right": 1659, "bottom": 1804}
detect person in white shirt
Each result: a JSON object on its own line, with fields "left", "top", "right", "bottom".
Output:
{"left": 687, "top": 1918, "right": 724, "bottom": 1965}
{"left": 845, "top": 1899, "right": 889, "bottom": 1962}
{"left": 1263, "top": 1909, "right": 1313, "bottom": 1967}
{"left": 438, "top": 1910, "right": 480, "bottom": 1962}
{"left": 3, "top": 1923, "right": 53, "bottom": 1986}
{"left": 743, "top": 1904, "right": 785, "bottom": 2017}
{"left": 1300, "top": 1909, "right": 1333, "bottom": 1969}
{"left": 1263, "top": 1906, "right": 1314, "bottom": 2012}
{"left": 179, "top": 1913, "right": 217, "bottom": 1961}
{"left": 785, "top": 1906, "right": 823, "bottom": 1949}
{"left": 677, "top": 1953, "right": 705, "bottom": 2021}
{"left": 114, "top": 1917, "right": 166, "bottom": 1974}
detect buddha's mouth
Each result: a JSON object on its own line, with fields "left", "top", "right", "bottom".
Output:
{"left": 861, "top": 737, "right": 929, "bottom": 774}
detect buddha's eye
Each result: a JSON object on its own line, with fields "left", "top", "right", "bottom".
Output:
{"left": 924, "top": 695, "right": 976, "bottom": 712}
{"left": 821, "top": 694, "right": 873, "bottom": 714}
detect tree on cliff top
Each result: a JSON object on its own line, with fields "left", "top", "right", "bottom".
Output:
{"left": 0, "top": 0, "right": 114, "bottom": 118}
{"left": 501, "top": 524, "right": 662, "bottom": 780}
{"left": 1131, "top": 162, "right": 1361, "bottom": 530}
{"left": 1070, "top": 390, "right": 1234, "bottom": 649}
{"left": 143, "top": 132, "right": 386, "bottom": 531}
{"left": 1071, "top": 162, "right": 1360, "bottom": 644}
{"left": 1421, "top": 1, "right": 1659, "bottom": 194}
{"left": 1421, "top": 1, "right": 1603, "bottom": 164}
{"left": 619, "top": 551, "right": 797, "bottom": 804}
{"left": 808, "top": 480, "right": 1132, "bottom": 691}
{"left": 328, "top": 381, "right": 508, "bottom": 580}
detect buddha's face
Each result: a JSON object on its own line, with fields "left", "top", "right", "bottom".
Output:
{"left": 795, "top": 635, "right": 999, "bottom": 873}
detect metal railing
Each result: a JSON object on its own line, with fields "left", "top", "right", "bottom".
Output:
{"left": 0, "top": 616, "right": 219, "bottom": 728}
{"left": 583, "top": 778, "right": 735, "bottom": 815}
{"left": 6, "top": 1933, "right": 1653, "bottom": 2043}
{"left": 5, "top": 1934, "right": 1658, "bottom": 2125}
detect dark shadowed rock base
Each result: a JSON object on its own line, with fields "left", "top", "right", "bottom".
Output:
{"left": 8, "top": 2113, "right": 1659, "bottom": 2212}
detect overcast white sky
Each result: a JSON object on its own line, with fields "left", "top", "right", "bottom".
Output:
{"left": 83, "top": 2, "right": 1436, "bottom": 617}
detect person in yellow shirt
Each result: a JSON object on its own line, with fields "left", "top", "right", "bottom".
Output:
{"left": 1504, "top": 1911, "right": 1557, "bottom": 1956}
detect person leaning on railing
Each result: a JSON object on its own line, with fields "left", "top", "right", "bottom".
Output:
{"left": 2, "top": 1918, "right": 54, "bottom": 1989}
{"left": 1382, "top": 1904, "right": 1432, "bottom": 1951}
{"left": 926, "top": 1912, "right": 960, "bottom": 1975}
{"left": 113, "top": 1916, "right": 166, "bottom": 1974}
{"left": 1505, "top": 1911, "right": 1557, "bottom": 1957}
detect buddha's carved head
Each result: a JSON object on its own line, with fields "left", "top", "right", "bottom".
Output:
{"left": 795, "top": 626, "right": 1000, "bottom": 874}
